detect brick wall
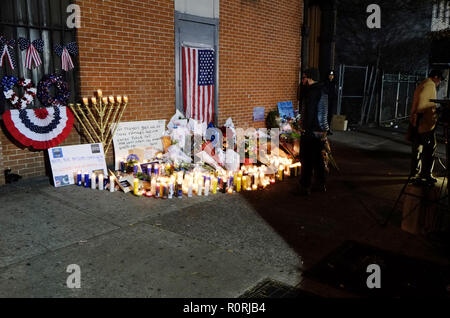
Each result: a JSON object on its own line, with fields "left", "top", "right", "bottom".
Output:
{"left": 218, "top": 0, "right": 303, "bottom": 128}
{"left": 0, "top": 0, "right": 302, "bottom": 182}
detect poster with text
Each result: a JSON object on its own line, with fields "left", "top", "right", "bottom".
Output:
{"left": 112, "top": 120, "right": 166, "bottom": 169}
{"left": 48, "top": 143, "right": 107, "bottom": 187}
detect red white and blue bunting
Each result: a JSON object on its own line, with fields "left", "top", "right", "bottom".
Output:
{"left": 2, "top": 106, "right": 74, "bottom": 150}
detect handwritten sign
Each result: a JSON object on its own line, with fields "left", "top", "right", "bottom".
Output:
{"left": 112, "top": 120, "right": 166, "bottom": 169}
{"left": 277, "top": 101, "right": 294, "bottom": 119}
{"left": 48, "top": 143, "right": 107, "bottom": 187}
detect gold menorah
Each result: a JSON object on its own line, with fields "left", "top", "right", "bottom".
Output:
{"left": 69, "top": 90, "right": 128, "bottom": 155}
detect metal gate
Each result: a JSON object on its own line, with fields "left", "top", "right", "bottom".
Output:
{"left": 337, "top": 64, "right": 370, "bottom": 125}
{"left": 378, "top": 73, "right": 425, "bottom": 124}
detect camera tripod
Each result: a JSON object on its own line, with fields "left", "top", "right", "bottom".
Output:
{"left": 383, "top": 101, "right": 449, "bottom": 227}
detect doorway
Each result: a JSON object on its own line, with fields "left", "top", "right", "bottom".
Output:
{"left": 175, "top": 12, "right": 219, "bottom": 124}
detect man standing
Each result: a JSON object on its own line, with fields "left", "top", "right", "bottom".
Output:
{"left": 409, "top": 69, "right": 443, "bottom": 185}
{"left": 325, "top": 70, "right": 338, "bottom": 127}
{"left": 299, "top": 68, "right": 330, "bottom": 195}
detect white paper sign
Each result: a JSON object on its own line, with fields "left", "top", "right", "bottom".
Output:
{"left": 48, "top": 143, "right": 108, "bottom": 187}
{"left": 112, "top": 120, "right": 166, "bottom": 169}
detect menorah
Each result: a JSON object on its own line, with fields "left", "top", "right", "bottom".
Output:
{"left": 69, "top": 90, "right": 128, "bottom": 155}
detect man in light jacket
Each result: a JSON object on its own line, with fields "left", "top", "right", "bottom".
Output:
{"left": 409, "top": 69, "right": 443, "bottom": 185}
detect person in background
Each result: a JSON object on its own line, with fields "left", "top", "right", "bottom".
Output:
{"left": 297, "top": 71, "right": 309, "bottom": 114}
{"left": 409, "top": 69, "right": 443, "bottom": 185}
{"left": 298, "top": 68, "right": 330, "bottom": 195}
{"left": 325, "top": 70, "right": 338, "bottom": 130}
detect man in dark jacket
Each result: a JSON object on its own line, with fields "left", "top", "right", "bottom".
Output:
{"left": 299, "top": 68, "right": 330, "bottom": 195}
{"left": 325, "top": 70, "right": 338, "bottom": 127}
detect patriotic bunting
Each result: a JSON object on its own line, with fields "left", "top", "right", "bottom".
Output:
{"left": 54, "top": 42, "right": 78, "bottom": 71}
{"left": 18, "top": 38, "right": 44, "bottom": 69}
{"left": 0, "top": 36, "right": 16, "bottom": 70}
{"left": 2, "top": 106, "right": 74, "bottom": 150}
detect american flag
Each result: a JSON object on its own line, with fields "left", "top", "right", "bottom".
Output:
{"left": 182, "top": 46, "right": 215, "bottom": 124}
{"left": 18, "top": 38, "right": 44, "bottom": 69}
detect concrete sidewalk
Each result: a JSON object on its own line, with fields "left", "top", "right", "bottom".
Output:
{"left": 0, "top": 130, "right": 448, "bottom": 297}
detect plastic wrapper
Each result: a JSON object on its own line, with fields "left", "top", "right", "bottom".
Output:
{"left": 196, "top": 151, "right": 226, "bottom": 175}
{"left": 165, "top": 145, "right": 192, "bottom": 164}
{"left": 225, "top": 149, "right": 240, "bottom": 172}
{"left": 167, "top": 109, "right": 187, "bottom": 131}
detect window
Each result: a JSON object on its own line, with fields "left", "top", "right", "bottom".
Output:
{"left": 0, "top": 0, "right": 79, "bottom": 114}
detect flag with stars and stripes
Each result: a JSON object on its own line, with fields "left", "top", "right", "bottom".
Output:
{"left": 18, "top": 38, "right": 44, "bottom": 69}
{"left": 0, "top": 36, "right": 16, "bottom": 70}
{"left": 182, "top": 46, "right": 215, "bottom": 124}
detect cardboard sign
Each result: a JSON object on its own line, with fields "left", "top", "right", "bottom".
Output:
{"left": 48, "top": 143, "right": 108, "bottom": 187}
{"left": 253, "top": 107, "right": 265, "bottom": 122}
{"left": 112, "top": 120, "right": 166, "bottom": 169}
{"left": 277, "top": 101, "right": 294, "bottom": 119}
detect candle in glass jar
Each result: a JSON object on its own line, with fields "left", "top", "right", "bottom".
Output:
{"left": 91, "top": 173, "right": 96, "bottom": 190}
{"left": 76, "top": 171, "right": 82, "bottom": 186}
{"left": 98, "top": 174, "right": 104, "bottom": 190}
{"left": 252, "top": 184, "right": 258, "bottom": 191}
{"left": 227, "top": 187, "right": 233, "bottom": 194}
{"left": 84, "top": 172, "right": 90, "bottom": 188}
{"left": 168, "top": 181, "right": 174, "bottom": 199}
{"left": 278, "top": 165, "right": 284, "bottom": 181}
{"left": 204, "top": 178, "right": 210, "bottom": 196}
{"left": 188, "top": 183, "right": 193, "bottom": 197}
{"left": 109, "top": 176, "right": 115, "bottom": 192}
{"left": 133, "top": 178, "right": 139, "bottom": 196}
{"left": 212, "top": 177, "right": 218, "bottom": 194}
{"left": 177, "top": 182, "right": 183, "bottom": 198}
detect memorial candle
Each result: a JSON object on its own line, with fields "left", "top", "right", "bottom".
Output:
{"left": 204, "top": 178, "right": 210, "bottom": 196}
{"left": 76, "top": 171, "right": 82, "bottom": 186}
{"left": 212, "top": 177, "right": 218, "bottom": 194}
{"left": 98, "top": 174, "right": 104, "bottom": 191}
{"left": 278, "top": 165, "right": 284, "bottom": 181}
{"left": 197, "top": 182, "right": 202, "bottom": 196}
{"left": 133, "top": 178, "right": 139, "bottom": 196}
{"left": 84, "top": 172, "right": 90, "bottom": 188}
{"left": 177, "top": 182, "right": 183, "bottom": 198}
{"left": 91, "top": 173, "right": 96, "bottom": 190}
{"left": 109, "top": 176, "right": 115, "bottom": 192}
{"left": 188, "top": 182, "right": 193, "bottom": 197}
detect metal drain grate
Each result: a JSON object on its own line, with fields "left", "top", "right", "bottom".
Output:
{"left": 239, "top": 279, "right": 318, "bottom": 298}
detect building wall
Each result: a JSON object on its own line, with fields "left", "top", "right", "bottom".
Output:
{"left": 219, "top": 0, "right": 303, "bottom": 128}
{"left": 175, "top": 0, "right": 219, "bottom": 19}
{"left": 0, "top": 0, "right": 303, "bottom": 183}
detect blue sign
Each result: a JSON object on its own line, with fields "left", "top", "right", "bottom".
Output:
{"left": 277, "top": 101, "right": 294, "bottom": 119}
{"left": 253, "top": 107, "right": 265, "bottom": 122}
